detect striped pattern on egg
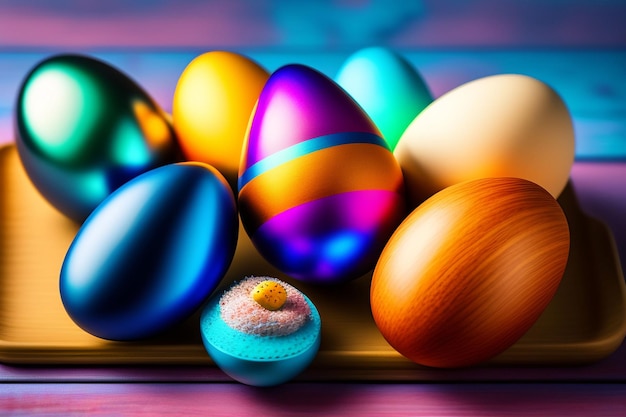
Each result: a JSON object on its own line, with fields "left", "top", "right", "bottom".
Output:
{"left": 238, "top": 64, "right": 406, "bottom": 284}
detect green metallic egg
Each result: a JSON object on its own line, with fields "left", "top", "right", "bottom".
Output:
{"left": 15, "top": 54, "right": 181, "bottom": 222}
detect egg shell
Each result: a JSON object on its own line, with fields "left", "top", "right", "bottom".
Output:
{"left": 15, "top": 54, "right": 180, "bottom": 223}
{"left": 394, "top": 74, "right": 575, "bottom": 209}
{"left": 336, "top": 47, "right": 433, "bottom": 151}
{"left": 200, "top": 278, "right": 321, "bottom": 386}
{"left": 238, "top": 64, "right": 406, "bottom": 284}
{"left": 172, "top": 51, "right": 270, "bottom": 189}
{"left": 251, "top": 280, "right": 288, "bottom": 310}
{"left": 371, "top": 177, "right": 570, "bottom": 368}
{"left": 60, "top": 162, "right": 238, "bottom": 341}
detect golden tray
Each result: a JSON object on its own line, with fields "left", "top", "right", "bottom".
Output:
{"left": 1, "top": 143, "right": 626, "bottom": 376}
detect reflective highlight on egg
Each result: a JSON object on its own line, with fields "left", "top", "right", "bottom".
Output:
{"left": 172, "top": 51, "right": 270, "bottom": 188}
{"left": 238, "top": 64, "right": 406, "bottom": 284}
{"left": 60, "top": 162, "right": 238, "bottom": 341}
{"left": 371, "top": 177, "right": 570, "bottom": 368}
{"left": 15, "top": 54, "right": 180, "bottom": 222}
{"left": 336, "top": 46, "right": 433, "bottom": 151}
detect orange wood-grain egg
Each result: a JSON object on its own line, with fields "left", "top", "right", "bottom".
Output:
{"left": 370, "top": 177, "right": 570, "bottom": 368}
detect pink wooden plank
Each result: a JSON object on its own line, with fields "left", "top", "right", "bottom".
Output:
{"left": 2, "top": 383, "right": 626, "bottom": 416}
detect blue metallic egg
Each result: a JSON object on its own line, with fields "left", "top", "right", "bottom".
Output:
{"left": 60, "top": 162, "right": 238, "bottom": 341}
{"left": 15, "top": 54, "right": 180, "bottom": 223}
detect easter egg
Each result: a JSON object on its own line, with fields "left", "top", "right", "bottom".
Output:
{"left": 200, "top": 276, "right": 321, "bottom": 386}
{"left": 371, "top": 177, "right": 570, "bottom": 368}
{"left": 394, "top": 74, "right": 575, "bottom": 209}
{"left": 251, "top": 280, "right": 288, "bottom": 310}
{"left": 238, "top": 64, "right": 406, "bottom": 284}
{"left": 15, "top": 54, "right": 180, "bottom": 223}
{"left": 172, "top": 51, "right": 270, "bottom": 188}
{"left": 60, "top": 162, "right": 238, "bottom": 341}
{"left": 336, "top": 47, "right": 433, "bottom": 151}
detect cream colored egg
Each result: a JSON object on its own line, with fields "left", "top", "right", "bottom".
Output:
{"left": 394, "top": 74, "right": 575, "bottom": 208}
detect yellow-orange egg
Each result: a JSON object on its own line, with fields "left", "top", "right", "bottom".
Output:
{"left": 251, "top": 280, "right": 288, "bottom": 311}
{"left": 371, "top": 177, "right": 570, "bottom": 368}
{"left": 394, "top": 74, "right": 575, "bottom": 209}
{"left": 172, "top": 51, "right": 269, "bottom": 188}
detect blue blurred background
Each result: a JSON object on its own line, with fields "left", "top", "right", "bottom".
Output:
{"left": 1, "top": 0, "right": 625, "bottom": 159}
{"left": 1, "top": 0, "right": 625, "bottom": 49}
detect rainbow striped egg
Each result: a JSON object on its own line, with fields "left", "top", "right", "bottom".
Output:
{"left": 238, "top": 64, "right": 406, "bottom": 284}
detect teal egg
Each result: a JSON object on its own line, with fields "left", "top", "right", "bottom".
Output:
{"left": 336, "top": 47, "right": 433, "bottom": 151}
{"left": 200, "top": 277, "right": 321, "bottom": 386}
{"left": 15, "top": 54, "right": 180, "bottom": 222}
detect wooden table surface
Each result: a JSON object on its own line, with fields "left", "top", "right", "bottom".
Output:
{"left": 1, "top": 162, "right": 625, "bottom": 416}
{"left": 2, "top": 382, "right": 626, "bottom": 416}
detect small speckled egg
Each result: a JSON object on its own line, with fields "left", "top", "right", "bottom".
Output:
{"left": 336, "top": 47, "right": 433, "bottom": 151}
{"left": 201, "top": 276, "right": 321, "bottom": 386}
{"left": 60, "top": 162, "right": 238, "bottom": 341}
{"left": 371, "top": 177, "right": 570, "bottom": 368}
{"left": 251, "top": 280, "right": 288, "bottom": 310}
{"left": 172, "top": 51, "right": 270, "bottom": 189}
{"left": 238, "top": 64, "right": 406, "bottom": 284}
{"left": 394, "top": 74, "right": 576, "bottom": 208}
{"left": 15, "top": 54, "right": 180, "bottom": 223}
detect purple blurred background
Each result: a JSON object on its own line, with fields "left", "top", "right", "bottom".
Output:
{"left": 0, "top": 0, "right": 625, "bottom": 49}
{"left": 1, "top": 1, "right": 625, "bottom": 158}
